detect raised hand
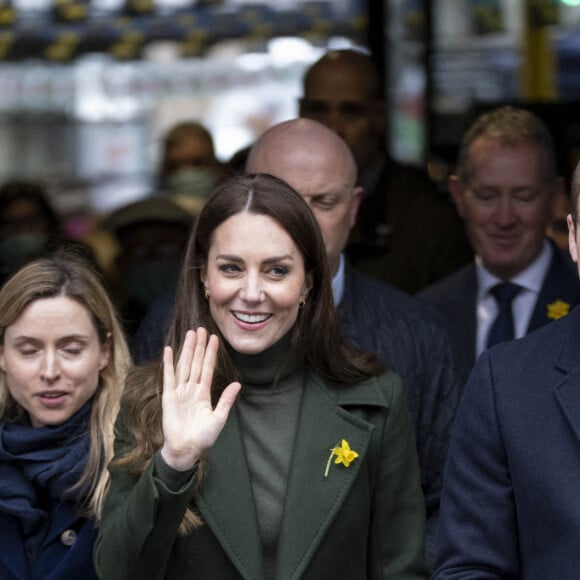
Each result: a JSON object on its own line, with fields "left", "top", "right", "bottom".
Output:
{"left": 160, "top": 328, "right": 241, "bottom": 471}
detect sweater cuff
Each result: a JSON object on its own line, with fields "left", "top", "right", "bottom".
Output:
{"left": 152, "top": 451, "right": 197, "bottom": 491}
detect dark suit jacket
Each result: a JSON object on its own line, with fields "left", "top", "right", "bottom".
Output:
{"left": 0, "top": 501, "right": 98, "bottom": 580}
{"left": 95, "top": 369, "right": 429, "bottom": 579}
{"left": 433, "top": 303, "right": 580, "bottom": 578}
{"left": 348, "top": 157, "right": 473, "bottom": 294}
{"left": 337, "top": 262, "right": 463, "bottom": 560}
{"left": 418, "top": 244, "right": 580, "bottom": 381}
{"left": 132, "top": 261, "right": 464, "bottom": 562}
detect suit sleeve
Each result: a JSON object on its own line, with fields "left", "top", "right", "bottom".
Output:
{"left": 94, "top": 450, "right": 197, "bottom": 580}
{"left": 411, "top": 317, "right": 463, "bottom": 565}
{"left": 369, "top": 376, "right": 431, "bottom": 579}
{"left": 432, "top": 350, "right": 520, "bottom": 579}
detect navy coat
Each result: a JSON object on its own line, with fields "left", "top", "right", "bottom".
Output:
{"left": 419, "top": 243, "right": 580, "bottom": 381}
{"left": 0, "top": 500, "right": 98, "bottom": 580}
{"left": 433, "top": 304, "right": 580, "bottom": 578}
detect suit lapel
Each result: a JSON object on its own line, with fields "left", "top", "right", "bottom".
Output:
{"left": 197, "top": 408, "right": 264, "bottom": 580}
{"left": 553, "top": 306, "right": 580, "bottom": 443}
{"left": 528, "top": 247, "right": 580, "bottom": 332}
{"left": 276, "top": 373, "right": 375, "bottom": 580}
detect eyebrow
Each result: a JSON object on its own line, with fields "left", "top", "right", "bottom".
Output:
{"left": 216, "top": 254, "right": 295, "bottom": 264}
{"left": 11, "top": 334, "right": 90, "bottom": 345}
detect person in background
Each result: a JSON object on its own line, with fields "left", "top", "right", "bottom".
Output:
{"left": 0, "top": 250, "right": 130, "bottom": 580}
{"left": 104, "top": 196, "right": 194, "bottom": 345}
{"left": 133, "top": 118, "right": 462, "bottom": 564}
{"left": 546, "top": 186, "right": 571, "bottom": 251}
{"left": 419, "top": 106, "right": 580, "bottom": 382}
{"left": 0, "top": 180, "right": 63, "bottom": 285}
{"left": 432, "top": 159, "right": 580, "bottom": 579}
{"left": 94, "top": 173, "right": 429, "bottom": 579}
{"left": 299, "top": 48, "right": 472, "bottom": 293}
{"left": 158, "top": 121, "right": 230, "bottom": 215}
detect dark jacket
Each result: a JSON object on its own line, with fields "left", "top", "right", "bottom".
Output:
{"left": 348, "top": 158, "right": 473, "bottom": 294}
{"left": 132, "top": 260, "right": 464, "bottom": 563}
{"left": 433, "top": 303, "right": 580, "bottom": 578}
{"left": 337, "top": 262, "right": 463, "bottom": 559}
{"left": 95, "top": 369, "right": 429, "bottom": 580}
{"left": 419, "top": 243, "right": 580, "bottom": 382}
{"left": 0, "top": 501, "right": 98, "bottom": 580}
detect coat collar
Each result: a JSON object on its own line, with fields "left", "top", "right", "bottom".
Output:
{"left": 552, "top": 306, "right": 580, "bottom": 443}
{"left": 197, "top": 370, "right": 389, "bottom": 580}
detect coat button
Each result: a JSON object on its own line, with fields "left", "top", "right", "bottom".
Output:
{"left": 60, "top": 529, "right": 77, "bottom": 547}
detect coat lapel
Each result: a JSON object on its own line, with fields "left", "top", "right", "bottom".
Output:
{"left": 197, "top": 408, "right": 264, "bottom": 580}
{"left": 553, "top": 306, "right": 580, "bottom": 443}
{"left": 275, "top": 373, "right": 376, "bottom": 580}
{"left": 528, "top": 246, "right": 580, "bottom": 333}
{"left": 0, "top": 515, "right": 28, "bottom": 579}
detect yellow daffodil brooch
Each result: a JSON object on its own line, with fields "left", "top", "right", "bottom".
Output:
{"left": 324, "top": 439, "right": 359, "bottom": 478}
{"left": 547, "top": 300, "right": 570, "bottom": 320}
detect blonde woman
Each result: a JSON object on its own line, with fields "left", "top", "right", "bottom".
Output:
{"left": 0, "top": 250, "right": 130, "bottom": 580}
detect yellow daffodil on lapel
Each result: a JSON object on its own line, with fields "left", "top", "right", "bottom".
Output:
{"left": 324, "top": 439, "right": 359, "bottom": 478}
{"left": 547, "top": 300, "right": 570, "bottom": 320}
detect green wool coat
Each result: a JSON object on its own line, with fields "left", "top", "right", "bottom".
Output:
{"left": 94, "top": 369, "right": 429, "bottom": 580}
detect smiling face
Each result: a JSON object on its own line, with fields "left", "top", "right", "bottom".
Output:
{"left": 201, "top": 212, "right": 311, "bottom": 355}
{"left": 0, "top": 296, "right": 110, "bottom": 427}
{"left": 450, "top": 136, "right": 559, "bottom": 279}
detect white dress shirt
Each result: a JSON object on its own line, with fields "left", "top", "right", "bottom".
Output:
{"left": 475, "top": 240, "right": 552, "bottom": 358}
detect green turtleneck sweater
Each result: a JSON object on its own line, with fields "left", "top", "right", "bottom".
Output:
{"left": 229, "top": 335, "right": 305, "bottom": 580}
{"left": 153, "top": 335, "right": 305, "bottom": 580}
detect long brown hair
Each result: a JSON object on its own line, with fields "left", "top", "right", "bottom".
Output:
{"left": 117, "top": 173, "right": 383, "bottom": 530}
{"left": 0, "top": 250, "right": 130, "bottom": 521}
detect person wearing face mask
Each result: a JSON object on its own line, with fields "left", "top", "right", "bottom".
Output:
{"left": 158, "top": 121, "right": 230, "bottom": 214}
{"left": 104, "top": 196, "right": 194, "bottom": 346}
{"left": 0, "top": 181, "right": 62, "bottom": 285}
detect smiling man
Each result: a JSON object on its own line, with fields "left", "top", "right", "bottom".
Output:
{"left": 433, "top": 159, "right": 580, "bottom": 579}
{"left": 419, "top": 106, "right": 580, "bottom": 380}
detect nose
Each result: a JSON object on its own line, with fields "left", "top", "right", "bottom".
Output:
{"left": 239, "top": 272, "right": 264, "bottom": 303}
{"left": 324, "top": 110, "right": 346, "bottom": 138}
{"left": 494, "top": 195, "right": 516, "bottom": 227}
{"left": 40, "top": 351, "right": 61, "bottom": 383}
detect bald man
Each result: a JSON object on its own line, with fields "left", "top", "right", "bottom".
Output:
{"left": 134, "top": 119, "right": 463, "bottom": 564}
{"left": 299, "top": 49, "right": 473, "bottom": 294}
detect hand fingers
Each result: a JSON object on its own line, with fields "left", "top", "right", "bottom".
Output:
{"left": 199, "top": 333, "right": 219, "bottom": 391}
{"left": 162, "top": 346, "right": 175, "bottom": 395}
{"left": 188, "top": 327, "right": 208, "bottom": 386}
{"left": 213, "top": 381, "right": 242, "bottom": 424}
{"left": 175, "top": 329, "right": 196, "bottom": 385}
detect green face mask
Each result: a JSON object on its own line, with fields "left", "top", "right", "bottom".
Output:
{"left": 165, "top": 167, "right": 218, "bottom": 198}
{"left": 0, "top": 233, "right": 48, "bottom": 272}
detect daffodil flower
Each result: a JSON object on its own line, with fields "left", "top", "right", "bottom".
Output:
{"left": 324, "top": 439, "right": 359, "bottom": 478}
{"left": 547, "top": 299, "right": 570, "bottom": 320}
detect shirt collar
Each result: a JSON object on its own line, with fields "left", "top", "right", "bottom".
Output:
{"left": 332, "top": 253, "right": 346, "bottom": 306}
{"left": 476, "top": 239, "right": 553, "bottom": 299}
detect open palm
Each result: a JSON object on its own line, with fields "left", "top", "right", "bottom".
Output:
{"left": 160, "top": 328, "right": 241, "bottom": 471}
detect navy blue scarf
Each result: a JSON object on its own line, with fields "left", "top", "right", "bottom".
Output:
{"left": 0, "top": 402, "right": 92, "bottom": 537}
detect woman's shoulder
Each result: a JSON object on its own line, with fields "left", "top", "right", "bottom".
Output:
{"left": 308, "top": 368, "right": 403, "bottom": 410}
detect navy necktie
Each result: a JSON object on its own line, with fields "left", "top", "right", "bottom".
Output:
{"left": 486, "top": 282, "right": 522, "bottom": 348}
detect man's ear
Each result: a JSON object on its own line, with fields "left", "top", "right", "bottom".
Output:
{"left": 568, "top": 214, "right": 578, "bottom": 264}
{"left": 448, "top": 175, "right": 467, "bottom": 219}
{"left": 349, "top": 186, "right": 365, "bottom": 228}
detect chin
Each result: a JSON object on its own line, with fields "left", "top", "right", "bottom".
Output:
{"left": 226, "top": 334, "right": 276, "bottom": 355}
